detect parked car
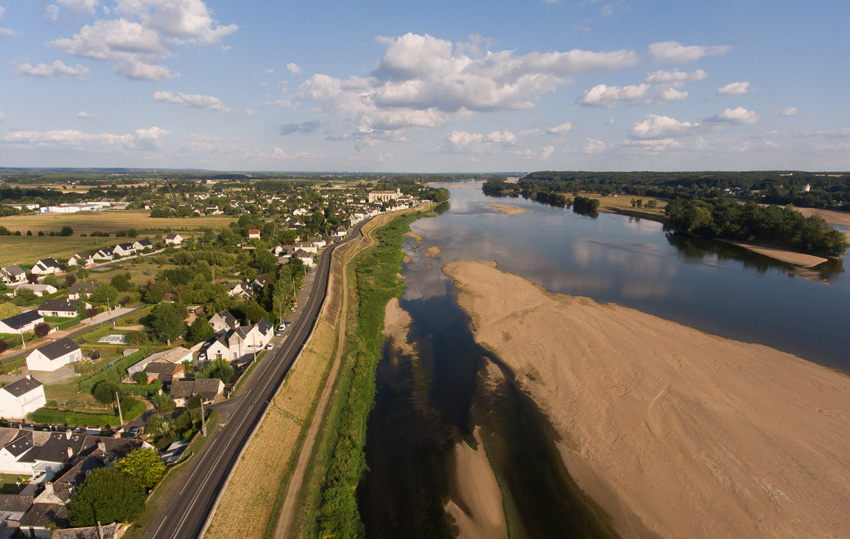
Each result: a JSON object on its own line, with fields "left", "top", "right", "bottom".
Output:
{"left": 126, "top": 426, "right": 141, "bottom": 439}
{"left": 266, "top": 343, "right": 274, "bottom": 350}
{"left": 275, "top": 330, "right": 283, "bottom": 337}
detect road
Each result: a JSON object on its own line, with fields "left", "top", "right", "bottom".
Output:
{"left": 147, "top": 219, "right": 368, "bottom": 539}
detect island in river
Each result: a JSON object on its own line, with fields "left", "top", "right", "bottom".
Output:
{"left": 443, "top": 260, "right": 850, "bottom": 538}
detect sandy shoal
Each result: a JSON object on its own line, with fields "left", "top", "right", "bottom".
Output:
{"left": 794, "top": 206, "right": 850, "bottom": 227}
{"left": 382, "top": 297, "right": 416, "bottom": 357}
{"left": 486, "top": 203, "right": 529, "bottom": 215}
{"left": 424, "top": 246, "right": 441, "bottom": 257}
{"left": 443, "top": 260, "right": 850, "bottom": 539}
{"left": 726, "top": 241, "right": 828, "bottom": 267}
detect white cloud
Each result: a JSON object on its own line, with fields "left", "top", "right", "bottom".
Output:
{"left": 153, "top": 90, "right": 230, "bottom": 111}
{"left": 299, "top": 33, "right": 639, "bottom": 143}
{"left": 717, "top": 81, "right": 750, "bottom": 95}
{"left": 0, "top": 127, "right": 169, "bottom": 151}
{"left": 644, "top": 68, "right": 707, "bottom": 86}
{"left": 0, "top": 28, "right": 15, "bottom": 39}
{"left": 582, "top": 137, "right": 606, "bottom": 154}
{"left": 777, "top": 107, "right": 798, "bottom": 117}
{"left": 600, "top": 4, "right": 613, "bottom": 16}
{"left": 801, "top": 128, "right": 850, "bottom": 138}
{"left": 77, "top": 111, "right": 95, "bottom": 119}
{"left": 541, "top": 145, "right": 555, "bottom": 159}
{"left": 0, "top": 111, "right": 5, "bottom": 122}
{"left": 648, "top": 41, "right": 731, "bottom": 63}
{"left": 16, "top": 60, "right": 90, "bottom": 79}
{"left": 577, "top": 83, "right": 650, "bottom": 107}
{"left": 629, "top": 114, "right": 697, "bottom": 139}
{"left": 245, "top": 108, "right": 256, "bottom": 117}
{"left": 624, "top": 138, "right": 682, "bottom": 153}
{"left": 440, "top": 129, "right": 519, "bottom": 153}
{"left": 485, "top": 130, "right": 517, "bottom": 144}
{"left": 58, "top": 0, "right": 99, "bottom": 14}
{"left": 51, "top": 0, "right": 237, "bottom": 80}
{"left": 286, "top": 62, "right": 301, "bottom": 75}
{"left": 548, "top": 121, "right": 572, "bottom": 134}
{"left": 708, "top": 107, "right": 759, "bottom": 124}
{"left": 0, "top": 7, "right": 5, "bottom": 18}
{"left": 44, "top": 5, "right": 60, "bottom": 21}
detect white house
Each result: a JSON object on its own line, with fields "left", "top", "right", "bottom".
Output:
{"left": 37, "top": 299, "right": 82, "bottom": 318}
{"left": 292, "top": 249, "right": 316, "bottom": 268}
{"left": 209, "top": 310, "right": 239, "bottom": 334}
{"left": 67, "top": 282, "right": 97, "bottom": 301}
{"left": 248, "top": 229, "right": 261, "bottom": 239}
{"left": 0, "top": 377, "right": 45, "bottom": 419}
{"left": 0, "top": 265, "right": 26, "bottom": 284}
{"left": 133, "top": 239, "right": 154, "bottom": 251}
{"left": 93, "top": 247, "right": 114, "bottom": 260}
{"left": 169, "top": 378, "right": 224, "bottom": 407}
{"left": 25, "top": 339, "right": 81, "bottom": 372}
{"left": 14, "top": 284, "right": 57, "bottom": 298}
{"left": 0, "top": 311, "right": 43, "bottom": 335}
{"left": 113, "top": 243, "right": 136, "bottom": 257}
{"left": 126, "top": 346, "right": 193, "bottom": 378}
{"left": 164, "top": 233, "right": 183, "bottom": 245}
{"left": 30, "top": 258, "right": 60, "bottom": 276}
{"left": 65, "top": 252, "right": 93, "bottom": 267}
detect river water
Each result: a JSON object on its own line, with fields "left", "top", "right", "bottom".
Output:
{"left": 357, "top": 184, "right": 850, "bottom": 537}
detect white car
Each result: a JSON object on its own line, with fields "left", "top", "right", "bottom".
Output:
{"left": 266, "top": 343, "right": 274, "bottom": 350}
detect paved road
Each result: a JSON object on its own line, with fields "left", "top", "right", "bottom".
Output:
{"left": 147, "top": 220, "right": 368, "bottom": 539}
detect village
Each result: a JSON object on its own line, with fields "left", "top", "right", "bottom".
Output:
{"left": 0, "top": 177, "right": 440, "bottom": 538}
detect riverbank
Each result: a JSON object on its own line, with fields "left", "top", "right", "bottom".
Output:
{"left": 444, "top": 260, "right": 850, "bottom": 538}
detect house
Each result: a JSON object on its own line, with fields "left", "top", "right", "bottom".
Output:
{"left": 143, "top": 361, "right": 185, "bottom": 385}
{"left": 227, "top": 281, "right": 253, "bottom": 300}
{"left": 52, "top": 522, "right": 123, "bottom": 539}
{"left": 248, "top": 229, "right": 261, "bottom": 239}
{"left": 126, "top": 347, "right": 193, "bottom": 378}
{"left": 14, "top": 284, "right": 57, "bottom": 298}
{"left": 37, "top": 299, "right": 81, "bottom": 318}
{"left": 93, "top": 247, "right": 114, "bottom": 260}
{"left": 19, "top": 502, "right": 68, "bottom": 538}
{"left": 113, "top": 243, "right": 136, "bottom": 257}
{"left": 0, "top": 311, "right": 44, "bottom": 335}
{"left": 208, "top": 310, "right": 239, "bottom": 335}
{"left": 169, "top": 378, "right": 224, "bottom": 407}
{"left": 164, "top": 233, "right": 183, "bottom": 245}
{"left": 0, "top": 265, "right": 26, "bottom": 284}
{"left": 0, "top": 377, "right": 46, "bottom": 419}
{"left": 0, "top": 494, "right": 33, "bottom": 531}
{"left": 242, "top": 318, "right": 273, "bottom": 349}
{"left": 133, "top": 239, "right": 153, "bottom": 251}
{"left": 67, "top": 282, "right": 97, "bottom": 301}
{"left": 25, "top": 339, "right": 81, "bottom": 373}
{"left": 30, "top": 259, "right": 61, "bottom": 276}
{"left": 308, "top": 236, "right": 327, "bottom": 249}
{"left": 251, "top": 274, "right": 267, "bottom": 291}
{"left": 292, "top": 249, "right": 316, "bottom": 268}
{"left": 293, "top": 242, "right": 318, "bottom": 254}
{"left": 65, "top": 252, "right": 93, "bottom": 267}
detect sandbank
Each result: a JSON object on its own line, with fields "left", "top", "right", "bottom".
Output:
{"left": 424, "top": 246, "right": 441, "bottom": 257}
{"left": 444, "top": 427, "right": 507, "bottom": 539}
{"left": 794, "top": 206, "right": 850, "bottom": 228}
{"left": 443, "top": 260, "right": 850, "bottom": 539}
{"left": 382, "top": 298, "right": 415, "bottom": 357}
{"left": 486, "top": 203, "right": 529, "bottom": 215}
{"left": 726, "top": 241, "right": 828, "bottom": 267}
{"left": 405, "top": 231, "right": 424, "bottom": 243}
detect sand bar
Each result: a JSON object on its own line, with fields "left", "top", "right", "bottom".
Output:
{"left": 795, "top": 206, "right": 850, "bottom": 228}
{"left": 726, "top": 241, "right": 828, "bottom": 267}
{"left": 424, "top": 246, "right": 441, "bottom": 257}
{"left": 443, "top": 260, "right": 850, "bottom": 538}
{"left": 486, "top": 203, "right": 529, "bottom": 215}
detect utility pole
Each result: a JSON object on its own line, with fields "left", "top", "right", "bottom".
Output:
{"left": 200, "top": 398, "right": 207, "bottom": 437}
{"left": 115, "top": 391, "right": 123, "bottom": 425}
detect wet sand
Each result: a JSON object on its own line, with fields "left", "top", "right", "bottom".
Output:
{"left": 486, "top": 203, "right": 529, "bottom": 215}
{"left": 443, "top": 260, "right": 850, "bottom": 538}
{"left": 726, "top": 241, "right": 828, "bottom": 267}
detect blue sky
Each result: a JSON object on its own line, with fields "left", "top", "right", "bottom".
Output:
{"left": 0, "top": 0, "right": 848, "bottom": 172}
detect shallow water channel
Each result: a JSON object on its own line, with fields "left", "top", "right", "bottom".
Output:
{"left": 356, "top": 185, "right": 850, "bottom": 537}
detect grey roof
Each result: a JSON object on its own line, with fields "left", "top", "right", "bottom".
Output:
{"left": 0, "top": 494, "right": 33, "bottom": 513}
{"left": 213, "top": 310, "right": 239, "bottom": 328}
{"left": 193, "top": 378, "right": 223, "bottom": 401}
{"left": 73, "top": 252, "right": 91, "bottom": 259}
{"left": 52, "top": 522, "right": 123, "bottom": 539}
{"left": 0, "top": 310, "right": 42, "bottom": 330}
{"left": 68, "top": 282, "right": 97, "bottom": 295}
{"left": 136, "top": 239, "right": 153, "bottom": 246}
{"left": 257, "top": 318, "right": 273, "bottom": 335}
{"left": 1, "top": 265, "right": 25, "bottom": 276}
{"left": 1, "top": 376, "right": 42, "bottom": 398}
{"left": 117, "top": 242, "right": 134, "bottom": 250}
{"left": 4, "top": 432, "right": 33, "bottom": 458}
{"left": 169, "top": 380, "right": 195, "bottom": 399}
{"left": 19, "top": 502, "right": 68, "bottom": 528}
{"left": 38, "top": 299, "right": 78, "bottom": 312}
{"left": 21, "top": 432, "right": 86, "bottom": 464}
{"left": 144, "top": 360, "right": 181, "bottom": 375}
{"left": 32, "top": 338, "right": 79, "bottom": 361}
{"left": 0, "top": 427, "right": 21, "bottom": 447}
{"left": 36, "top": 258, "right": 60, "bottom": 269}
{"left": 166, "top": 233, "right": 180, "bottom": 239}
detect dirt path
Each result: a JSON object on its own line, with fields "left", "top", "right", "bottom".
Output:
{"left": 274, "top": 218, "right": 380, "bottom": 538}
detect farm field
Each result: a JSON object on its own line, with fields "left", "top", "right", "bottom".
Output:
{"left": 0, "top": 236, "right": 108, "bottom": 267}
{"left": 0, "top": 210, "right": 233, "bottom": 235}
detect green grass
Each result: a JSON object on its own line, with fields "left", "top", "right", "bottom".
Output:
{"left": 0, "top": 210, "right": 233, "bottom": 235}
{"left": 0, "top": 474, "right": 24, "bottom": 495}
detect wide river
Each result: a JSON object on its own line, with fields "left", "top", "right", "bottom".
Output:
{"left": 357, "top": 184, "right": 850, "bottom": 537}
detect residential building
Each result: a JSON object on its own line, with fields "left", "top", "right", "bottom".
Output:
{"left": 169, "top": 378, "right": 224, "bottom": 407}
{"left": 143, "top": 361, "right": 185, "bottom": 385}
{"left": 93, "top": 247, "right": 114, "bottom": 260}
{"left": 0, "top": 311, "right": 44, "bottom": 335}
{"left": 0, "top": 265, "right": 26, "bottom": 284}
{"left": 208, "top": 310, "right": 239, "bottom": 335}
{"left": 30, "top": 259, "right": 60, "bottom": 276}
{"left": 164, "top": 233, "right": 183, "bottom": 245}
{"left": 25, "top": 339, "right": 81, "bottom": 373}
{"left": 0, "top": 494, "right": 33, "bottom": 531}
{"left": 67, "top": 282, "right": 97, "bottom": 301}
{"left": 37, "top": 299, "right": 81, "bottom": 318}
{"left": 14, "top": 284, "right": 57, "bottom": 298}
{"left": 133, "top": 239, "right": 153, "bottom": 251}
{"left": 113, "top": 243, "right": 136, "bottom": 257}
{"left": 65, "top": 252, "right": 93, "bottom": 267}
{"left": 248, "top": 229, "right": 261, "bottom": 239}
{"left": 126, "top": 347, "right": 193, "bottom": 378}
{"left": 0, "top": 377, "right": 46, "bottom": 419}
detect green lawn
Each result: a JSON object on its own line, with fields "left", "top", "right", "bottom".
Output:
{"left": 0, "top": 474, "right": 24, "bottom": 494}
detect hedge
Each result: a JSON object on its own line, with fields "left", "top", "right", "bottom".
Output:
{"left": 28, "top": 408, "right": 120, "bottom": 427}
{"left": 122, "top": 398, "right": 146, "bottom": 422}
{"left": 78, "top": 348, "right": 149, "bottom": 393}
{"left": 117, "top": 380, "right": 162, "bottom": 397}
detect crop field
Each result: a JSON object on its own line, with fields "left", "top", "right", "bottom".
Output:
{"left": 0, "top": 210, "right": 233, "bottom": 236}
{"left": 0, "top": 236, "right": 108, "bottom": 267}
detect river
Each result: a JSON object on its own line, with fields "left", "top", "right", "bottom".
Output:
{"left": 357, "top": 184, "right": 850, "bottom": 537}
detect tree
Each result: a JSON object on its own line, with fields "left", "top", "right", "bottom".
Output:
{"left": 60, "top": 225, "right": 73, "bottom": 236}
{"left": 196, "top": 358, "right": 234, "bottom": 384}
{"left": 0, "top": 303, "right": 19, "bottom": 319}
{"left": 133, "top": 371, "right": 148, "bottom": 385}
{"left": 65, "top": 274, "right": 77, "bottom": 287}
{"left": 33, "top": 323, "right": 50, "bottom": 338}
{"left": 77, "top": 267, "right": 90, "bottom": 281}
{"left": 110, "top": 273, "right": 132, "bottom": 292}
{"left": 93, "top": 380, "right": 119, "bottom": 404}
{"left": 91, "top": 283, "right": 118, "bottom": 305}
{"left": 147, "top": 302, "right": 186, "bottom": 344}
{"left": 152, "top": 393, "right": 176, "bottom": 412}
{"left": 114, "top": 448, "right": 166, "bottom": 490}
{"left": 67, "top": 468, "right": 146, "bottom": 526}
{"left": 187, "top": 317, "right": 215, "bottom": 344}
{"left": 0, "top": 340, "right": 7, "bottom": 354}
{"left": 86, "top": 307, "right": 100, "bottom": 319}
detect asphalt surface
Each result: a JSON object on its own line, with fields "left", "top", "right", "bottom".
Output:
{"left": 147, "top": 220, "right": 368, "bottom": 539}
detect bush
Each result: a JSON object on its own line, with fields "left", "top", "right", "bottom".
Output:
{"left": 78, "top": 349, "right": 147, "bottom": 392}
{"left": 152, "top": 393, "right": 176, "bottom": 412}
{"left": 28, "top": 408, "right": 120, "bottom": 427}
{"left": 93, "top": 380, "right": 119, "bottom": 404}
{"left": 120, "top": 397, "right": 146, "bottom": 422}
{"left": 118, "top": 380, "right": 162, "bottom": 397}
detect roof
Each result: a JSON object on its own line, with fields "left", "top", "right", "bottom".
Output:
{"left": 4, "top": 432, "right": 33, "bottom": 458}
{"left": 1, "top": 265, "right": 25, "bottom": 276}
{"left": 0, "top": 494, "right": 33, "bottom": 513}
{"left": 73, "top": 252, "right": 91, "bottom": 259}
{"left": 31, "top": 338, "right": 80, "bottom": 361}
{"left": 22, "top": 432, "right": 86, "bottom": 464}
{"left": 144, "top": 360, "right": 181, "bottom": 375}
{"left": 38, "top": 299, "right": 78, "bottom": 312}
{"left": 1, "top": 376, "right": 43, "bottom": 398}
{"left": 165, "top": 233, "right": 181, "bottom": 239}
{"left": 136, "top": 239, "right": 153, "bottom": 246}
{"left": 68, "top": 282, "right": 97, "bottom": 295}
{"left": 248, "top": 229, "right": 260, "bottom": 234}
{"left": 0, "top": 310, "right": 42, "bottom": 330}
{"left": 257, "top": 318, "right": 273, "bottom": 334}
{"left": 36, "top": 258, "right": 60, "bottom": 269}
{"left": 193, "top": 378, "right": 223, "bottom": 401}
{"left": 169, "top": 380, "right": 195, "bottom": 399}
{"left": 19, "top": 502, "right": 68, "bottom": 528}
{"left": 213, "top": 310, "right": 239, "bottom": 328}
{"left": 52, "top": 522, "right": 123, "bottom": 539}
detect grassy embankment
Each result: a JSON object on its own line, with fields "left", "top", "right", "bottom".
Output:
{"left": 0, "top": 210, "right": 233, "bottom": 266}
{"left": 585, "top": 193, "right": 668, "bottom": 221}
{"left": 295, "top": 210, "right": 429, "bottom": 538}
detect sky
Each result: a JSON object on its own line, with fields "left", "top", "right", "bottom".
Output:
{"left": 0, "top": 0, "right": 848, "bottom": 173}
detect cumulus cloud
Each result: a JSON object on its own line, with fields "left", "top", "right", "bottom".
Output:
{"left": 708, "top": 106, "right": 759, "bottom": 124}
{"left": 280, "top": 121, "right": 320, "bottom": 136}
{"left": 541, "top": 145, "right": 555, "bottom": 159}
{"left": 777, "top": 107, "right": 798, "bottom": 117}
{"left": 577, "top": 83, "right": 650, "bottom": 107}
{"left": 582, "top": 137, "right": 606, "bottom": 154}
{"left": 648, "top": 41, "right": 731, "bottom": 63}
{"left": 299, "top": 32, "right": 639, "bottom": 142}
{"left": 548, "top": 121, "right": 572, "bottom": 134}
{"left": 801, "top": 128, "right": 850, "bottom": 138}
{"left": 77, "top": 111, "right": 95, "bottom": 119}
{"left": 153, "top": 90, "right": 230, "bottom": 111}
{"left": 50, "top": 0, "right": 237, "bottom": 80}
{"left": 624, "top": 138, "right": 682, "bottom": 153}
{"left": 58, "top": 0, "right": 99, "bottom": 14}
{"left": 717, "top": 81, "right": 750, "bottom": 95}
{"left": 439, "top": 129, "right": 520, "bottom": 153}
{"left": 629, "top": 114, "right": 697, "bottom": 139}
{"left": 0, "top": 126, "right": 169, "bottom": 151}
{"left": 245, "top": 108, "right": 256, "bottom": 117}
{"left": 644, "top": 68, "right": 707, "bottom": 85}
{"left": 286, "top": 62, "right": 301, "bottom": 75}
{"left": 16, "top": 60, "right": 90, "bottom": 79}
{"left": 0, "top": 27, "right": 15, "bottom": 39}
